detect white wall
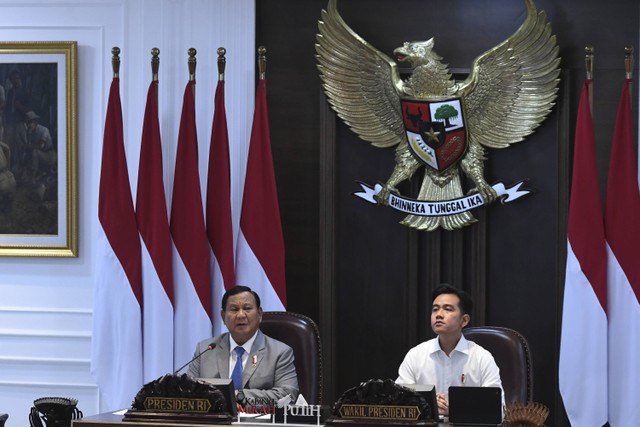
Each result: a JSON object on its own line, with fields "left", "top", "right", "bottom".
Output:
{"left": 0, "top": 1, "right": 254, "bottom": 426}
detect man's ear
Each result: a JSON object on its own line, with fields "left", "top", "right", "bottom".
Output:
{"left": 461, "top": 313, "right": 470, "bottom": 328}
{"left": 220, "top": 309, "right": 226, "bottom": 323}
{"left": 258, "top": 307, "right": 263, "bottom": 322}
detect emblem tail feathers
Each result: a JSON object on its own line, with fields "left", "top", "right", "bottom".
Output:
{"left": 401, "top": 169, "right": 476, "bottom": 230}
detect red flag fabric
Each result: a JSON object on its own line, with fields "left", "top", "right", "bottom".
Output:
{"left": 92, "top": 77, "right": 143, "bottom": 409}
{"left": 206, "top": 80, "right": 235, "bottom": 332}
{"left": 136, "top": 81, "right": 174, "bottom": 381}
{"left": 235, "top": 79, "right": 286, "bottom": 310}
{"left": 605, "top": 78, "right": 640, "bottom": 425}
{"left": 559, "top": 80, "right": 608, "bottom": 426}
{"left": 171, "top": 80, "right": 212, "bottom": 369}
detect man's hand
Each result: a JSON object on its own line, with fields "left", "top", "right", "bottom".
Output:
{"left": 436, "top": 393, "right": 449, "bottom": 416}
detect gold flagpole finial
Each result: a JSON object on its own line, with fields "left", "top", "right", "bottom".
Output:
{"left": 188, "top": 48, "right": 197, "bottom": 81}
{"left": 585, "top": 45, "right": 594, "bottom": 114}
{"left": 217, "top": 47, "right": 226, "bottom": 81}
{"left": 111, "top": 47, "right": 120, "bottom": 78}
{"left": 258, "top": 46, "right": 267, "bottom": 80}
{"left": 151, "top": 47, "right": 160, "bottom": 82}
{"left": 585, "top": 45, "right": 594, "bottom": 80}
{"left": 625, "top": 46, "right": 634, "bottom": 79}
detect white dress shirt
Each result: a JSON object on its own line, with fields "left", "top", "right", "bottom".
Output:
{"left": 228, "top": 331, "right": 258, "bottom": 375}
{"left": 396, "top": 334, "right": 503, "bottom": 400}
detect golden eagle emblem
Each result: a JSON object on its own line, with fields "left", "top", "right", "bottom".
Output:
{"left": 316, "top": 0, "right": 560, "bottom": 230}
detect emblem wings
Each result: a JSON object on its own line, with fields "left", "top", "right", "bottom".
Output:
{"left": 315, "top": 0, "right": 404, "bottom": 148}
{"left": 315, "top": 0, "right": 560, "bottom": 150}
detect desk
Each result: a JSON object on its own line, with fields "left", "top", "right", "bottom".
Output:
{"left": 72, "top": 412, "right": 454, "bottom": 427}
{"left": 74, "top": 412, "right": 319, "bottom": 427}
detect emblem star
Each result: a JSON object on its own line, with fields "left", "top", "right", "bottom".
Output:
{"left": 425, "top": 126, "right": 440, "bottom": 143}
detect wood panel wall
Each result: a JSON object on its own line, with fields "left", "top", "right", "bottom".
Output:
{"left": 256, "top": 1, "right": 639, "bottom": 425}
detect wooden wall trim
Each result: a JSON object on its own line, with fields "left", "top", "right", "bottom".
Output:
{"left": 406, "top": 230, "right": 419, "bottom": 348}
{"left": 468, "top": 210, "right": 488, "bottom": 327}
{"left": 318, "top": 91, "right": 336, "bottom": 405}
{"left": 552, "top": 70, "right": 572, "bottom": 426}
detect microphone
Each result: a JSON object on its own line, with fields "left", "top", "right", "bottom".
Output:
{"left": 173, "top": 342, "right": 216, "bottom": 374}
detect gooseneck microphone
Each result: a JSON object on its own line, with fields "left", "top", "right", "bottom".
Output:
{"left": 173, "top": 342, "right": 216, "bottom": 374}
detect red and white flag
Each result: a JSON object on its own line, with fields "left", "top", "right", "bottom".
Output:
{"left": 605, "top": 78, "right": 640, "bottom": 426}
{"left": 206, "top": 78, "right": 235, "bottom": 334}
{"left": 92, "top": 77, "right": 143, "bottom": 409}
{"left": 171, "top": 80, "right": 213, "bottom": 369}
{"left": 235, "top": 78, "right": 286, "bottom": 310}
{"left": 559, "top": 80, "right": 608, "bottom": 426}
{"left": 136, "top": 81, "right": 174, "bottom": 381}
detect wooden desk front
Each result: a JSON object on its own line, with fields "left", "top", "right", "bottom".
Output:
{"left": 73, "top": 412, "right": 453, "bottom": 427}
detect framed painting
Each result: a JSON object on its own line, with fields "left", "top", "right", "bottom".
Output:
{"left": 0, "top": 41, "right": 77, "bottom": 256}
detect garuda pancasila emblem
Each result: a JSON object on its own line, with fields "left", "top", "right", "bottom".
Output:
{"left": 316, "top": 0, "right": 560, "bottom": 231}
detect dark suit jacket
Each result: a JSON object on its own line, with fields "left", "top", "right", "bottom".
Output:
{"left": 188, "top": 330, "right": 299, "bottom": 403}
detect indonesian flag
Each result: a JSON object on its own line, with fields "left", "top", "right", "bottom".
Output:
{"left": 605, "top": 78, "right": 640, "bottom": 426}
{"left": 206, "top": 79, "right": 235, "bottom": 335}
{"left": 236, "top": 78, "right": 286, "bottom": 310}
{"left": 92, "top": 77, "right": 143, "bottom": 409}
{"left": 136, "top": 81, "right": 174, "bottom": 381}
{"left": 171, "top": 80, "right": 212, "bottom": 370}
{"left": 558, "top": 80, "right": 608, "bottom": 426}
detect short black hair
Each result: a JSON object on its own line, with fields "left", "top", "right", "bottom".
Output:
{"left": 221, "top": 285, "right": 261, "bottom": 310}
{"left": 432, "top": 283, "right": 473, "bottom": 316}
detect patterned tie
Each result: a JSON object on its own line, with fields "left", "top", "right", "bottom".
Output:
{"left": 231, "top": 346, "right": 245, "bottom": 390}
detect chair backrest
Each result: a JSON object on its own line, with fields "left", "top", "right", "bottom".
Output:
{"left": 260, "top": 312, "right": 323, "bottom": 404}
{"left": 463, "top": 326, "right": 533, "bottom": 404}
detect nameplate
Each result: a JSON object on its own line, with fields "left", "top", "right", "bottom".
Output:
{"left": 143, "top": 397, "right": 211, "bottom": 413}
{"left": 338, "top": 404, "right": 421, "bottom": 421}
{"left": 285, "top": 404, "right": 323, "bottom": 418}
{"left": 125, "top": 374, "right": 233, "bottom": 424}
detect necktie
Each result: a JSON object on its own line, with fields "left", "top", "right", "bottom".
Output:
{"left": 231, "top": 346, "right": 245, "bottom": 390}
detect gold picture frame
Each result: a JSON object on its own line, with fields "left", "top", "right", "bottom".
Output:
{"left": 0, "top": 41, "right": 77, "bottom": 257}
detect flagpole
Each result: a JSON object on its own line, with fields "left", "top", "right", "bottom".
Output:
{"left": 217, "top": 47, "right": 226, "bottom": 82}
{"left": 236, "top": 43, "right": 287, "bottom": 309}
{"left": 151, "top": 47, "right": 160, "bottom": 109}
{"left": 112, "top": 46, "right": 120, "bottom": 78}
{"left": 151, "top": 48, "right": 159, "bottom": 82}
{"left": 138, "top": 43, "right": 175, "bottom": 381}
{"left": 94, "top": 43, "right": 145, "bottom": 410}
{"left": 606, "top": 43, "right": 640, "bottom": 427}
{"left": 188, "top": 48, "right": 197, "bottom": 101}
{"left": 258, "top": 46, "right": 266, "bottom": 80}
{"left": 625, "top": 46, "right": 633, "bottom": 93}
{"left": 171, "top": 44, "right": 212, "bottom": 369}
{"left": 585, "top": 45, "right": 593, "bottom": 114}
{"left": 208, "top": 45, "right": 235, "bottom": 324}
{"left": 188, "top": 47, "right": 196, "bottom": 82}
{"left": 559, "top": 43, "right": 609, "bottom": 427}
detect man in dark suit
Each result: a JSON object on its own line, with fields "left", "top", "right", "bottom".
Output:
{"left": 188, "top": 286, "right": 299, "bottom": 405}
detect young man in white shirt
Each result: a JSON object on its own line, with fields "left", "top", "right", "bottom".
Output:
{"left": 396, "top": 284, "right": 503, "bottom": 416}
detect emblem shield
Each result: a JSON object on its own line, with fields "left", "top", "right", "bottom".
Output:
{"left": 401, "top": 98, "right": 467, "bottom": 171}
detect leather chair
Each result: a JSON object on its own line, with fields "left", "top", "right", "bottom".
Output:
{"left": 463, "top": 326, "right": 533, "bottom": 404}
{"left": 260, "top": 312, "right": 323, "bottom": 404}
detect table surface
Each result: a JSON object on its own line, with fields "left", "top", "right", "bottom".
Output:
{"left": 72, "top": 412, "right": 457, "bottom": 427}
{"left": 73, "top": 412, "right": 325, "bottom": 427}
